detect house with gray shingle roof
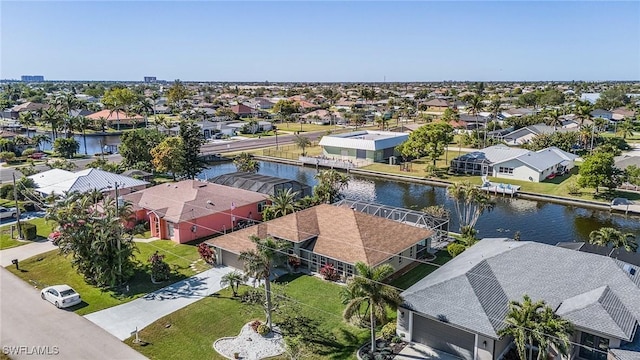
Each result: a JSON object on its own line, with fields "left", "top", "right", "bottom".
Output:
{"left": 397, "top": 238, "right": 640, "bottom": 360}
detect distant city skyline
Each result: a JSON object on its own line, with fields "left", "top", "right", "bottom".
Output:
{"left": 2, "top": 1, "right": 639, "bottom": 82}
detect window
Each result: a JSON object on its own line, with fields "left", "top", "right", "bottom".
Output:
{"left": 398, "top": 255, "right": 402, "bottom": 264}
{"left": 579, "top": 332, "right": 609, "bottom": 360}
{"left": 409, "top": 246, "right": 414, "bottom": 257}
{"left": 498, "top": 167, "right": 514, "bottom": 174}
{"left": 257, "top": 201, "right": 268, "bottom": 212}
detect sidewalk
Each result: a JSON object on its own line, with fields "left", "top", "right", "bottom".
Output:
{"left": 0, "top": 240, "right": 57, "bottom": 267}
{"left": 84, "top": 266, "right": 234, "bottom": 340}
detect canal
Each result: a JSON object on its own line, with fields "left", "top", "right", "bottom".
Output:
{"left": 28, "top": 131, "right": 122, "bottom": 155}
{"left": 198, "top": 161, "right": 640, "bottom": 246}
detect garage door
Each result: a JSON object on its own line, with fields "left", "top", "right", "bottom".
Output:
{"left": 220, "top": 249, "right": 244, "bottom": 270}
{"left": 412, "top": 314, "right": 475, "bottom": 360}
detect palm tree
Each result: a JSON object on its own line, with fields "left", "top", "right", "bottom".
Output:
{"left": 447, "top": 181, "right": 494, "bottom": 235}
{"left": 616, "top": 118, "right": 635, "bottom": 139}
{"left": 238, "top": 236, "right": 290, "bottom": 330}
{"left": 314, "top": 169, "right": 349, "bottom": 204}
{"left": 498, "top": 295, "right": 573, "bottom": 360}
{"left": 467, "top": 96, "right": 485, "bottom": 147}
{"left": 76, "top": 116, "right": 90, "bottom": 155}
{"left": 233, "top": 152, "right": 260, "bottom": 173}
{"left": 220, "top": 271, "right": 246, "bottom": 297}
{"left": 30, "top": 133, "right": 50, "bottom": 151}
{"left": 40, "top": 107, "right": 61, "bottom": 140}
{"left": 588, "top": 227, "right": 638, "bottom": 252}
{"left": 18, "top": 111, "right": 37, "bottom": 136}
{"left": 544, "top": 109, "right": 562, "bottom": 129}
{"left": 268, "top": 188, "right": 299, "bottom": 219}
{"left": 578, "top": 125, "right": 593, "bottom": 149}
{"left": 576, "top": 104, "right": 592, "bottom": 127}
{"left": 343, "top": 262, "right": 402, "bottom": 354}
{"left": 293, "top": 134, "right": 311, "bottom": 156}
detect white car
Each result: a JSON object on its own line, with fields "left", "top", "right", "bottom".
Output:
{"left": 40, "top": 285, "right": 81, "bottom": 308}
{"left": 0, "top": 206, "right": 17, "bottom": 220}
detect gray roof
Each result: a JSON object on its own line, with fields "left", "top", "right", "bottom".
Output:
{"left": 477, "top": 144, "right": 530, "bottom": 164}
{"left": 501, "top": 147, "right": 578, "bottom": 172}
{"left": 402, "top": 239, "right": 640, "bottom": 340}
{"left": 208, "top": 172, "right": 312, "bottom": 199}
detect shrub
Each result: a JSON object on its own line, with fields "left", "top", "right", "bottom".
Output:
{"left": 0, "top": 151, "right": 16, "bottom": 162}
{"left": 447, "top": 243, "right": 467, "bottom": 258}
{"left": 149, "top": 251, "right": 170, "bottom": 282}
{"left": 380, "top": 323, "right": 397, "bottom": 341}
{"left": 567, "top": 183, "right": 581, "bottom": 195}
{"left": 21, "top": 148, "right": 36, "bottom": 157}
{"left": 20, "top": 223, "right": 37, "bottom": 240}
{"left": 197, "top": 243, "right": 215, "bottom": 264}
{"left": 319, "top": 263, "right": 340, "bottom": 281}
{"left": 250, "top": 320, "right": 262, "bottom": 332}
{"left": 0, "top": 184, "right": 14, "bottom": 199}
{"left": 257, "top": 324, "right": 270, "bottom": 336}
{"left": 241, "top": 288, "right": 264, "bottom": 305}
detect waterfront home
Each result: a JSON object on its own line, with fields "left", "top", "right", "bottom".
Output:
{"left": 208, "top": 172, "right": 312, "bottom": 200}
{"left": 398, "top": 238, "right": 640, "bottom": 360}
{"left": 422, "top": 99, "right": 451, "bottom": 113}
{"left": 29, "top": 168, "right": 148, "bottom": 197}
{"left": 318, "top": 130, "right": 408, "bottom": 164}
{"left": 123, "top": 180, "right": 268, "bottom": 243}
{"left": 231, "top": 104, "right": 257, "bottom": 118}
{"left": 449, "top": 144, "right": 578, "bottom": 182}
{"left": 86, "top": 109, "right": 144, "bottom": 127}
{"left": 206, "top": 203, "right": 434, "bottom": 276}
{"left": 501, "top": 123, "right": 575, "bottom": 145}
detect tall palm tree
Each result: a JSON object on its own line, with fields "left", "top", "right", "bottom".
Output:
{"left": 18, "top": 111, "right": 37, "bottom": 137}
{"left": 293, "top": 134, "right": 311, "bottom": 156}
{"left": 616, "top": 118, "right": 635, "bottom": 139}
{"left": 233, "top": 152, "right": 260, "bottom": 173}
{"left": 268, "top": 188, "right": 299, "bottom": 219}
{"left": 447, "top": 181, "right": 494, "bottom": 235}
{"left": 75, "top": 116, "right": 90, "bottom": 155}
{"left": 30, "top": 133, "right": 50, "bottom": 151}
{"left": 343, "top": 262, "right": 402, "bottom": 354}
{"left": 534, "top": 307, "right": 573, "bottom": 360}
{"left": 588, "top": 227, "right": 638, "bottom": 252}
{"left": 40, "top": 107, "right": 62, "bottom": 140}
{"left": 238, "top": 236, "right": 290, "bottom": 330}
{"left": 576, "top": 104, "right": 592, "bottom": 127}
{"left": 220, "top": 271, "right": 246, "bottom": 297}
{"left": 467, "top": 96, "right": 485, "bottom": 147}
{"left": 544, "top": 109, "right": 562, "bottom": 129}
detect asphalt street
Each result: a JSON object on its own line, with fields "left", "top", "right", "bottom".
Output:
{"left": 0, "top": 268, "right": 147, "bottom": 360}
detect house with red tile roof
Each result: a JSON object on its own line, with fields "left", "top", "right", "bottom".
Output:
{"left": 86, "top": 109, "right": 144, "bottom": 126}
{"left": 123, "top": 180, "right": 269, "bottom": 243}
{"left": 231, "top": 104, "right": 257, "bottom": 118}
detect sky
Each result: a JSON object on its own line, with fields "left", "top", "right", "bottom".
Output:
{"left": 1, "top": 1, "right": 639, "bottom": 82}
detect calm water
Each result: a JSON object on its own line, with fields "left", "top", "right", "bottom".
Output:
{"left": 198, "top": 161, "right": 640, "bottom": 245}
{"left": 28, "top": 131, "right": 121, "bottom": 155}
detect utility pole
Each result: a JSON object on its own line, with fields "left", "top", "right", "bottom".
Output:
{"left": 12, "top": 174, "right": 22, "bottom": 240}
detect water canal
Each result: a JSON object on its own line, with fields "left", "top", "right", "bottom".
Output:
{"left": 198, "top": 161, "right": 640, "bottom": 246}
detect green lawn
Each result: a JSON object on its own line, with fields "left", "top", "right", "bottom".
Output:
{"left": 389, "top": 251, "right": 452, "bottom": 290}
{"left": 6, "top": 240, "right": 206, "bottom": 315}
{"left": 126, "top": 274, "right": 372, "bottom": 360}
{"left": 0, "top": 217, "right": 55, "bottom": 250}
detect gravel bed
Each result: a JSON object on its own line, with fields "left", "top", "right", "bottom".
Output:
{"left": 213, "top": 323, "right": 285, "bottom": 360}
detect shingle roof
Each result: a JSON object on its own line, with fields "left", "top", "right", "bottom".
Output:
{"left": 207, "top": 204, "right": 433, "bottom": 267}
{"left": 402, "top": 239, "right": 640, "bottom": 340}
{"left": 122, "top": 180, "right": 268, "bottom": 223}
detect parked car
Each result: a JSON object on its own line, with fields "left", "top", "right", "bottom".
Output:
{"left": 0, "top": 206, "right": 17, "bottom": 220}
{"left": 31, "top": 152, "right": 47, "bottom": 159}
{"left": 40, "top": 285, "right": 81, "bottom": 308}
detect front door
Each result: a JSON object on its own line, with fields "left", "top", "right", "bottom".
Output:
{"left": 167, "top": 222, "right": 175, "bottom": 239}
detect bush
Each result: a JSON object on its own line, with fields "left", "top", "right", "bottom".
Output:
{"left": 257, "top": 324, "right": 270, "bottom": 336}
{"left": 241, "top": 288, "right": 264, "bottom": 305}
{"left": 20, "top": 223, "right": 37, "bottom": 240}
{"left": 0, "top": 151, "right": 16, "bottom": 162}
{"left": 319, "top": 263, "right": 340, "bottom": 281}
{"left": 149, "top": 251, "right": 170, "bottom": 282}
{"left": 0, "top": 184, "right": 14, "bottom": 199}
{"left": 447, "top": 243, "right": 467, "bottom": 258}
{"left": 250, "top": 320, "right": 262, "bottom": 332}
{"left": 21, "top": 148, "right": 36, "bottom": 157}
{"left": 567, "top": 183, "right": 581, "bottom": 195}
{"left": 380, "top": 323, "right": 397, "bottom": 341}
{"left": 197, "top": 243, "right": 216, "bottom": 264}
{"left": 23, "top": 201, "right": 36, "bottom": 212}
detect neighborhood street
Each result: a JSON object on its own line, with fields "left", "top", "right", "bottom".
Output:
{"left": 0, "top": 268, "right": 147, "bottom": 360}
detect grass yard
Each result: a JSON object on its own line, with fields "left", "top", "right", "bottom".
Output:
{"left": 0, "top": 217, "right": 55, "bottom": 250}
{"left": 126, "top": 274, "right": 373, "bottom": 360}
{"left": 389, "top": 251, "right": 452, "bottom": 290}
{"left": 6, "top": 240, "right": 206, "bottom": 315}
{"left": 363, "top": 152, "right": 466, "bottom": 178}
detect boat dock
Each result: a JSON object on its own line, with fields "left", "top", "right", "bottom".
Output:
{"left": 480, "top": 177, "right": 520, "bottom": 197}
{"left": 611, "top": 198, "right": 640, "bottom": 215}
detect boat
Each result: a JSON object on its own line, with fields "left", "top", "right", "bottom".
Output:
{"left": 611, "top": 198, "right": 640, "bottom": 215}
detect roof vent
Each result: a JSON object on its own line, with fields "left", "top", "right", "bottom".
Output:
{"left": 623, "top": 264, "right": 637, "bottom": 276}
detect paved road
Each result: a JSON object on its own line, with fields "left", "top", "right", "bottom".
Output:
{"left": 85, "top": 266, "right": 234, "bottom": 340}
{"left": 0, "top": 268, "right": 147, "bottom": 360}
{"left": 200, "top": 130, "right": 327, "bottom": 155}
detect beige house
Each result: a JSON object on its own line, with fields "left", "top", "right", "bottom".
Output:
{"left": 207, "top": 204, "right": 434, "bottom": 276}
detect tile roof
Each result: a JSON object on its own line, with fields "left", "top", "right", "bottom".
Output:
{"left": 122, "top": 180, "right": 268, "bottom": 223}
{"left": 86, "top": 109, "right": 143, "bottom": 121}
{"left": 402, "top": 239, "right": 640, "bottom": 340}
{"left": 207, "top": 204, "right": 433, "bottom": 267}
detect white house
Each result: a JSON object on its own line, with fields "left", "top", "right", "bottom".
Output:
{"left": 318, "top": 130, "right": 408, "bottom": 163}
{"left": 29, "top": 168, "right": 149, "bottom": 197}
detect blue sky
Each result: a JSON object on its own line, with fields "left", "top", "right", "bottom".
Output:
{"left": 2, "top": 1, "right": 639, "bottom": 82}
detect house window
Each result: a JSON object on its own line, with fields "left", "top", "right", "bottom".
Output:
{"left": 398, "top": 255, "right": 402, "bottom": 264}
{"left": 409, "top": 246, "right": 414, "bottom": 257}
{"left": 257, "top": 201, "right": 268, "bottom": 212}
{"left": 498, "top": 167, "right": 514, "bottom": 174}
{"left": 578, "top": 333, "right": 609, "bottom": 360}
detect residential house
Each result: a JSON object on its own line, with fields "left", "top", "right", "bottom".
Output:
{"left": 501, "top": 124, "right": 574, "bottom": 146}
{"left": 123, "top": 180, "right": 269, "bottom": 243}
{"left": 423, "top": 99, "right": 451, "bottom": 113}
{"left": 450, "top": 144, "right": 578, "bottom": 182}
{"left": 227, "top": 121, "right": 272, "bottom": 134}
{"left": 612, "top": 108, "right": 635, "bottom": 121}
{"left": 398, "top": 238, "right": 640, "bottom": 360}
{"left": 334, "top": 100, "right": 356, "bottom": 110}
{"left": 86, "top": 109, "right": 144, "bottom": 127}
{"left": 247, "top": 98, "right": 275, "bottom": 110}
{"left": 300, "top": 109, "right": 340, "bottom": 124}
{"left": 231, "top": 104, "right": 257, "bottom": 118}
{"left": 318, "top": 130, "right": 409, "bottom": 164}
{"left": 206, "top": 204, "right": 434, "bottom": 275}
{"left": 591, "top": 109, "right": 613, "bottom": 121}
{"left": 29, "top": 168, "right": 149, "bottom": 197}
{"left": 208, "top": 172, "right": 312, "bottom": 199}
{"left": 3, "top": 102, "right": 50, "bottom": 119}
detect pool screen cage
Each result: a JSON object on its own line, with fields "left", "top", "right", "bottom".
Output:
{"left": 334, "top": 198, "right": 449, "bottom": 238}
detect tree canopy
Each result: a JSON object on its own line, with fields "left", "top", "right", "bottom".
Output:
{"left": 151, "top": 136, "right": 185, "bottom": 179}
{"left": 397, "top": 123, "right": 454, "bottom": 165}
{"left": 578, "top": 152, "right": 623, "bottom": 193}
{"left": 119, "top": 128, "right": 166, "bottom": 171}
{"left": 178, "top": 121, "right": 206, "bottom": 179}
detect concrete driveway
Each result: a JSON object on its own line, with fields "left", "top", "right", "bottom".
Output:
{"left": 85, "top": 266, "right": 234, "bottom": 340}
{"left": 0, "top": 240, "right": 57, "bottom": 267}
{"left": 0, "top": 268, "right": 146, "bottom": 360}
